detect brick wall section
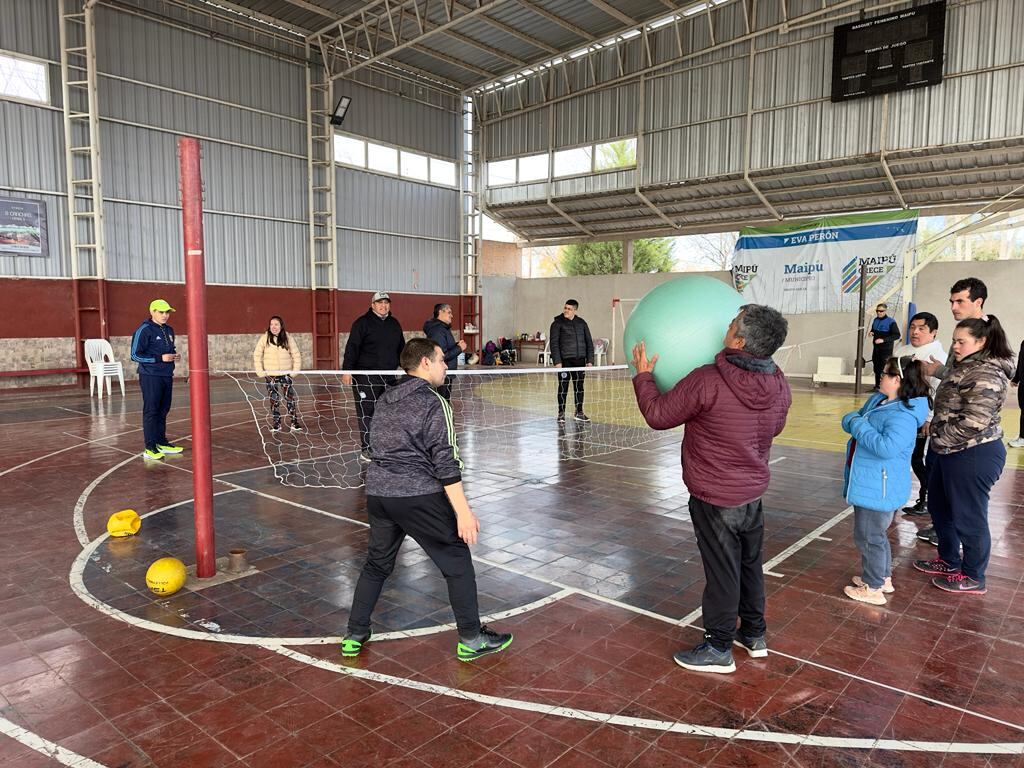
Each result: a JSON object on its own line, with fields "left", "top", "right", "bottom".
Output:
{"left": 480, "top": 240, "right": 522, "bottom": 277}
{"left": 1, "top": 279, "right": 471, "bottom": 390}
{"left": 0, "top": 337, "right": 78, "bottom": 389}
{"left": 1, "top": 330, "right": 446, "bottom": 389}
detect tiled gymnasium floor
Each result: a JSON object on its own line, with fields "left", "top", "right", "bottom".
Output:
{"left": 1, "top": 375, "right": 1023, "bottom": 768}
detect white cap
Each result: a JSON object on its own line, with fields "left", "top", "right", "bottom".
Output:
{"left": 372, "top": 291, "right": 390, "bottom": 302}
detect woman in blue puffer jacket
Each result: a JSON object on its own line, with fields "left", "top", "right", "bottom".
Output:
{"left": 841, "top": 355, "right": 931, "bottom": 605}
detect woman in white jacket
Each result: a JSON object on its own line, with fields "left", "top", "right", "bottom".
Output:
{"left": 253, "top": 316, "right": 302, "bottom": 432}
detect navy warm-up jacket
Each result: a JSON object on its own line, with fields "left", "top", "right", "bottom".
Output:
{"left": 131, "top": 319, "right": 176, "bottom": 377}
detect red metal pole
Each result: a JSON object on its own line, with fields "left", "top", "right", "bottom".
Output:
{"left": 179, "top": 137, "right": 216, "bottom": 578}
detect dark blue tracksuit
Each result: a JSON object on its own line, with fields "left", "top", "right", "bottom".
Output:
{"left": 131, "top": 319, "right": 176, "bottom": 450}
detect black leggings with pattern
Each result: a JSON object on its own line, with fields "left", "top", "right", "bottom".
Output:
{"left": 265, "top": 375, "right": 299, "bottom": 428}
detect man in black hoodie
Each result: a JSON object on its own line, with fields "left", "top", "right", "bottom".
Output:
{"left": 341, "top": 338, "right": 513, "bottom": 662}
{"left": 342, "top": 291, "right": 405, "bottom": 461}
{"left": 868, "top": 303, "right": 901, "bottom": 389}
{"left": 549, "top": 299, "right": 595, "bottom": 422}
{"left": 423, "top": 303, "right": 465, "bottom": 401}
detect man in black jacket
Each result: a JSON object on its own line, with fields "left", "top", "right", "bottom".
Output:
{"left": 341, "top": 338, "right": 513, "bottom": 662}
{"left": 549, "top": 299, "right": 594, "bottom": 423}
{"left": 423, "top": 303, "right": 465, "bottom": 401}
{"left": 868, "top": 303, "right": 901, "bottom": 389}
{"left": 342, "top": 291, "right": 405, "bottom": 461}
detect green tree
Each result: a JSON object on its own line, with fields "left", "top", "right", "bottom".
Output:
{"left": 595, "top": 139, "right": 636, "bottom": 170}
{"left": 560, "top": 238, "right": 674, "bottom": 275}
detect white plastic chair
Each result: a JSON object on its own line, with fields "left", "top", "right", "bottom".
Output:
{"left": 84, "top": 339, "right": 125, "bottom": 399}
{"left": 594, "top": 337, "right": 609, "bottom": 366}
{"left": 537, "top": 340, "right": 551, "bottom": 366}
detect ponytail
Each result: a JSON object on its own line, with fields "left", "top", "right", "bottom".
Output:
{"left": 956, "top": 315, "right": 1014, "bottom": 360}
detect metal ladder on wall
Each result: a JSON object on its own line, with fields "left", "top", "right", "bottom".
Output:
{"left": 59, "top": 0, "right": 107, "bottom": 380}
{"left": 459, "top": 96, "right": 482, "bottom": 352}
{"left": 306, "top": 42, "right": 338, "bottom": 370}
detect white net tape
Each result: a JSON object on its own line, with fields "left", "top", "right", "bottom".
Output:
{"left": 225, "top": 366, "right": 663, "bottom": 489}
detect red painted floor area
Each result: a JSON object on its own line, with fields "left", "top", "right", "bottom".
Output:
{"left": 1, "top": 381, "right": 1023, "bottom": 767}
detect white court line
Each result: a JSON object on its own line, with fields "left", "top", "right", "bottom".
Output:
{"left": 0, "top": 404, "right": 254, "bottom": 481}
{"left": 270, "top": 645, "right": 1024, "bottom": 754}
{"left": 762, "top": 506, "right": 854, "bottom": 573}
{"left": 69, "top": 418, "right": 267, "bottom": 547}
{"left": 0, "top": 715, "right": 105, "bottom": 767}
{"left": 67, "top": 485, "right": 1024, "bottom": 750}
{"left": 66, "top": 442, "right": 1024, "bottom": 752}
{"left": 675, "top": 505, "right": 853, "bottom": 623}
{"left": 72, "top": 454, "right": 143, "bottom": 547}
{"left": 69, "top": 506, "right": 575, "bottom": 647}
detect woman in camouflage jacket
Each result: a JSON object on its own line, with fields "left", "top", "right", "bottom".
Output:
{"left": 913, "top": 315, "right": 1015, "bottom": 595}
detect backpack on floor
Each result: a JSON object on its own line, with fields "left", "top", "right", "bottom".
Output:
{"left": 482, "top": 340, "right": 498, "bottom": 366}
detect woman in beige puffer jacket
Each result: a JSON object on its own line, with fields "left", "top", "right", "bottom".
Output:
{"left": 253, "top": 316, "right": 303, "bottom": 431}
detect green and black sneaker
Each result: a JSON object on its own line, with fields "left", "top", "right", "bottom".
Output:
{"left": 456, "top": 625, "right": 513, "bottom": 662}
{"left": 156, "top": 444, "right": 184, "bottom": 455}
{"left": 142, "top": 447, "right": 163, "bottom": 461}
{"left": 341, "top": 630, "right": 371, "bottom": 657}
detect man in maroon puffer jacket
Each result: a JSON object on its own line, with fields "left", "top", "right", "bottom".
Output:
{"left": 632, "top": 304, "right": 791, "bottom": 674}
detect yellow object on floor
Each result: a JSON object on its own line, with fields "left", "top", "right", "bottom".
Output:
{"left": 146, "top": 557, "right": 187, "bottom": 596}
{"left": 106, "top": 509, "right": 141, "bottom": 538}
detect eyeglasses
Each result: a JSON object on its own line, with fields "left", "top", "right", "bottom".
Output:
{"left": 875, "top": 309, "right": 886, "bottom": 313}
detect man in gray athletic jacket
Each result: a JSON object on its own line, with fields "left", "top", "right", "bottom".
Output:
{"left": 341, "top": 337, "right": 513, "bottom": 662}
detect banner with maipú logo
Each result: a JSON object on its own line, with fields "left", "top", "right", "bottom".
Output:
{"left": 731, "top": 210, "right": 918, "bottom": 314}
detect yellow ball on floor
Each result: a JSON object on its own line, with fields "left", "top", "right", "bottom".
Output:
{"left": 107, "top": 509, "right": 141, "bottom": 538}
{"left": 145, "top": 557, "right": 187, "bottom": 596}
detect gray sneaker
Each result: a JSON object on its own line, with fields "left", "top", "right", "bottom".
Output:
{"left": 457, "top": 625, "right": 513, "bottom": 662}
{"left": 733, "top": 632, "right": 768, "bottom": 659}
{"left": 358, "top": 449, "right": 372, "bottom": 463}
{"left": 673, "top": 640, "right": 735, "bottom": 674}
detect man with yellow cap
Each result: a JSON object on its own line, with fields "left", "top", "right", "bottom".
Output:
{"left": 131, "top": 299, "right": 183, "bottom": 460}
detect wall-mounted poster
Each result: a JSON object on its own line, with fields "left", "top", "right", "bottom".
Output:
{"left": 732, "top": 210, "right": 919, "bottom": 314}
{"left": 0, "top": 197, "right": 46, "bottom": 256}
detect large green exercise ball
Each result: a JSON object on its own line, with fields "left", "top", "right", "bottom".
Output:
{"left": 624, "top": 275, "right": 745, "bottom": 392}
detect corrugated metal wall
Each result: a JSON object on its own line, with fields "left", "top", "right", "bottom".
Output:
{"left": 93, "top": 4, "right": 310, "bottom": 286}
{"left": 0, "top": 0, "right": 462, "bottom": 293}
{"left": 335, "top": 168, "right": 459, "bottom": 292}
{"left": 338, "top": 77, "right": 459, "bottom": 159}
{"left": 482, "top": 0, "right": 1024, "bottom": 190}
{"left": 333, "top": 69, "right": 461, "bottom": 294}
{"left": 0, "top": 0, "right": 59, "bottom": 60}
{"left": 0, "top": 112, "right": 67, "bottom": 279}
